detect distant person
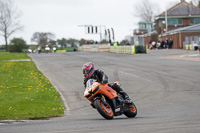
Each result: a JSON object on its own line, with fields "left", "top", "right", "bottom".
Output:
{"left": 169, "top": 39, "right": 173, "bottom": 49}
{"left": 28, "top": 47, "right": 32, "bottom": 53}
{"left": 161, "top": 39, "right": 165, "bottom": 49}
{"left": 85, "top": 40, "right": 89, "bottom": 44}
{"left": 37, "top": 45, "right": 41, "bottom": 54}
{"left": 165, "top": 38, "right": 169, "bottom": 49}
{"left": 126, "top": 41, "right": 130, "bottom": 46}
{"left": 53, "top": 46, "right": 57, "bottom": 53}
{"left": 114, "top": 42, "right": 118, "bottom": 46}
{"left": 157, "top": 40, "right": 161, "bottom": 49}
{"left": 109, "top": 39, "right": 112, "bottom": 46}
{"left": 151, "top": 41, "right": 156, "bottom": 50}
{"left": 45, "top": 45, "right": 50, "bottom": 53}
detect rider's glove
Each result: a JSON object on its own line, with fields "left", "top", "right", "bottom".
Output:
{"left": 83, "top": 78, "right": 88, "bottom": 88}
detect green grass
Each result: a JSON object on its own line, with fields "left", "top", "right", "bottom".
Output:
{"left": 0, "top": 52, "right": 30, "bottom": 60}
{"left": 0, "top": 49, "right": 6, "bottom": 52}
{"left": 0, "top": 53, "right": 64, "bottom": 120}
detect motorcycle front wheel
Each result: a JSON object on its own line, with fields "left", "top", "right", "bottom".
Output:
{"left": 94, "top": 98, "right": 114, "bottom": 120}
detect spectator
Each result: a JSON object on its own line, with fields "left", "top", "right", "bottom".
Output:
{"left": 148, "top": 40, "right": 152, "bottom": 48}
{"left": 165, "top": 38, "right": 169, "bottom": 49}
{"left": 152, "top": 41, "right": 156, "bottom": 49}
{"left": 161, "top": 39, "right": 165, "bottom": 49}
{"left": 157, "top": 40, "right": 161, "bottom": 49}
{"left": 114, "top": 42, "right": 118, "bottom": 46}
{"left": 85, "top": 40, "right": 89, "bottom": 44}
{"left": 169, "top": 39, "right": 173, "bottom": 49}
{"left": 126, "top": 41, "right": 130, "bottom": 46}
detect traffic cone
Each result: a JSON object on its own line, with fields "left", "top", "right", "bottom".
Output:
{"left": 186, "top": 49, "right": 188, "bottom": 53}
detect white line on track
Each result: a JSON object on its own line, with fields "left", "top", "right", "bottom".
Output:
{"left": 105, "top": 57, "right": 119, "bottom": 60}
{"left": 119, "top": 71, "right": 153, "bottom": 83}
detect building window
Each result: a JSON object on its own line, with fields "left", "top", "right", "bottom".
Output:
{"left": 177, "top": 18, "right": 182, "bottom": 25}
{"left": 190, "top": 18, "right": 195, "bottom": 24}
{"left": 167, "top": 18, "right": 182, "bottom": 25}
{"left": 190, "top": 18, "right": 200, "bottom": 25}
{"left": 139, "top": 24, "right": 146, "bottom": 29}
{"left": 195, "top": 18, "right": 200, "bottom": 24}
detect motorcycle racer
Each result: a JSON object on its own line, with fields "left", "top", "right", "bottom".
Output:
{"left": 82, "top": 62, "right": 132, "bottom": 104}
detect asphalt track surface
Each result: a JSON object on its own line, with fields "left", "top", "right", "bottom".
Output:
{"left": 1, "top": 50, "right": 200, "bottom": 133}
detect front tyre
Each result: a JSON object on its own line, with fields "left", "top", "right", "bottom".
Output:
{"left": 94, "top": 99, "right": 114, "bottom": 120}
{"left": 124, "top": 102, "right": 137, "bottom": 118}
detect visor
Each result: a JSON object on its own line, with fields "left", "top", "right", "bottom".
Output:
{"left": 83, "top": 70, "right": 90, "bottom": 74}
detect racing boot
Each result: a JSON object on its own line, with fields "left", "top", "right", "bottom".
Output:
{"left": 119, "top": 91, "right": 133, "bottom": 104}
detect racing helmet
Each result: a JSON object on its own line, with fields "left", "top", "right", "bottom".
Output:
{"left": 82, "top": 62, "right": 94, "bottom": 78}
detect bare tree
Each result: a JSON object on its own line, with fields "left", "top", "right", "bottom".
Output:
{"left": 133, "top": 0, "right": 160, "bottom": 22}
{"left": 0, "top": 0, "right": 23, "bottom": 51}
{"left": 31, "top": 32, "right": 55, "bottom": 47}
{"left": 191, "top": 0, "right": 199, "bottom": 5}
{"left": 190, "top": 0, "right": 200, "bottom": 7}
{"left": 166, "top": 0, "right": 179, "bottom": 8}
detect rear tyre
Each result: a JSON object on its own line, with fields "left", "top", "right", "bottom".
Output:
{"left": 124, "top": 102, "right": 137, "bottom": 118}
{"left": 94, "top": 99, "right": 114, "bottom": 120}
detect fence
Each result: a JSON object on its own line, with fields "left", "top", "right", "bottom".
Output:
{"left": 78, "top": 44, "right": 148, "bottom": 54}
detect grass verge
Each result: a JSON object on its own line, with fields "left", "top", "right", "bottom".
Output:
{"left": 0, "top": 53, "right": 64, "bottom": 120}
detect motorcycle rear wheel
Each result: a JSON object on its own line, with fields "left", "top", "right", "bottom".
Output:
{"left": 124, "top": 102, "right": 137, "bottom": 118}
{"left": 94, "top": 99, "right": 114, "bottom": 120}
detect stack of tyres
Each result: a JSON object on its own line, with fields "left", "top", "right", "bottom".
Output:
{"left": 135, "top": 46, "right": 146, "bottom": 54}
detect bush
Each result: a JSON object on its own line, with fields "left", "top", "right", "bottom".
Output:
{"left": 9, "top": 38, "right": 27, "bottom": 52}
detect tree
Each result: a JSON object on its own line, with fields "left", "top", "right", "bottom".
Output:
{"left": 48, "top": 40, "right": 56, "bottom": 46}
{"left": 9, "top": 38, "right": 27, "bottom": 52}
{"left": 66, "top": 38, "right": 79, "bottom": 47}
{"left": 191, "top": 0, "right": 200, "bottom": 7}
{"left": 199, "top": 1, "right": 200, "bottom": 8}
{"left": 166, "top": 0, "right": 179, "bottom": 8}
{"left": 99, "top": 39, "right": 108, "bottom": 44}
{"left": 57, "top": 38, "right": 67, "bottom": 48}
{"left": 132, "top": 0, "right": 160, "bottom": 21}
{"left": 31, "top": 32, "right": 55, "bottom": 47}
{"left": 0, "top": 0, "right": 23, "bottom": 52}
{"left": 119, "top": 39, "right": 129, "bottom": 46}
{"left": 79, "top": 38, "right": 87, "bottom": 45}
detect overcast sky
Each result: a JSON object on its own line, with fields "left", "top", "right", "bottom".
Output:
{"left": 1, "top": 0, "right": 191, "bottom": 44}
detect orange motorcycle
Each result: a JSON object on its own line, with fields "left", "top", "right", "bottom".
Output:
{"left": 84, "top": 79, "right": 137, "bottom": 120}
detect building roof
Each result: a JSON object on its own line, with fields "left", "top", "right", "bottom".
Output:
{"left": 138, "top": 21, "right": 153, "bottom": 24}
{"left": 159, "top": 1, "right": 200, "bottom": 16}
{"left": 161, "top": 23, "right": 200, "bottom": 36}
{"left": 140, "top": 31, "right": 157, "bottom": 37}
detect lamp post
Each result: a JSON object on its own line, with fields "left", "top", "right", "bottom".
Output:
{"left": 165, "top": 10, "right": 168, "bottom": 32}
